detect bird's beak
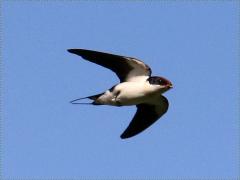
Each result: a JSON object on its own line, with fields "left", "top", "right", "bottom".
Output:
{"left": 168, "top": 83, "right": 173, "bottom": 88}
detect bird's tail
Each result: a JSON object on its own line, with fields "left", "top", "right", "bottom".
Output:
{"left": 70, "top": 93, "right": 104, "bottom": 105}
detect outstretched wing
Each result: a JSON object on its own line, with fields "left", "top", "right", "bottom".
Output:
{"left": 67, "top": 49, "right": 152, "bottom": 82}
{"left": 120, "top": 96, "right": 169, "bottom": 139}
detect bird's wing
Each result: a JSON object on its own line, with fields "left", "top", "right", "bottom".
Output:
{"left": 120, "top": 96, "right": 169, "bottom": 139}
{"left": 67, "top": 49, "right": 152, "bottom": 82}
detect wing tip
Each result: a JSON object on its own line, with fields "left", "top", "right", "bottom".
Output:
{"left": 67, "top": 48, "right": 96, "bottom": 57}
{"left": 120, "top": 134, "right": 128, "bottom": 139}
{"left": 120, "top": 132, "right": 135, "bottom": 139}
{"left": 67, "top": 49, "right": 78, "bottom": 54}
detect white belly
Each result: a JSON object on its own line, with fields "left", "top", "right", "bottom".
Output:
{"left": 115, "top": 82, "right": 147, "bottom": 105}
{"left": 97, "top": 81, "right": 159, "bottom": 106}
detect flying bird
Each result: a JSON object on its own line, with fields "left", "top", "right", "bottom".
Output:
{"left": 68, "top": 49, "right": 173, "bottom": 139}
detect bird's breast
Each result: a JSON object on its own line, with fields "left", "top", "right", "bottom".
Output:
{"left": 113, "top": 82, "right": 159, "bottom": 105}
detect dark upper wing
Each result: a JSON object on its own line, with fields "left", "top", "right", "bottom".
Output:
{"left": 67, "top": 49, "right": 151, "bottom": 82}
{"left": 120, "top": 96, "right": 169, "bottom": 139}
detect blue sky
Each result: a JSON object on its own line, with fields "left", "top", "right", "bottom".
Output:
{"left": 2, "top": 1, "right": 239, "bottom": 179}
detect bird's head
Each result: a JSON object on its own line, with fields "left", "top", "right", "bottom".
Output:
{"left": 147, "top": 76, "right": 173, "bottom": 93}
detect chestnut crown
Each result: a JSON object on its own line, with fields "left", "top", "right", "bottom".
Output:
{"left": 147, "top": 76, "right": 172, "bottom": 87}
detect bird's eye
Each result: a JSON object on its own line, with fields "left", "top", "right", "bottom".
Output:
{"left": 147, "top": 77, "right": 169, "bottom": 86}
{"left": 158, "top": 79, "right": 167, "bottom": 86}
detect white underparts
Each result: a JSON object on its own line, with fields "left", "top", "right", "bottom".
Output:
{"left": 95, "top": 80, "right": 164, "bottom": 106}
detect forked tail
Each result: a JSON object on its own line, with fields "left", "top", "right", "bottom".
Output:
{"left": 70, "top": 93, "right": 104, "bottom": 105}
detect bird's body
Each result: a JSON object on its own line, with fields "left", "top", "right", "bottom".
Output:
{"left": 68, "top": 49, "right": 173, "bottom": 139}
{"left": 96, "top": 80, "right": 163, "bottom": 106}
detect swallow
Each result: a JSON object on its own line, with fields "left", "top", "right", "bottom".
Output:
{"left": 68, "top": 49, "right": 173, "bottom": 139}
